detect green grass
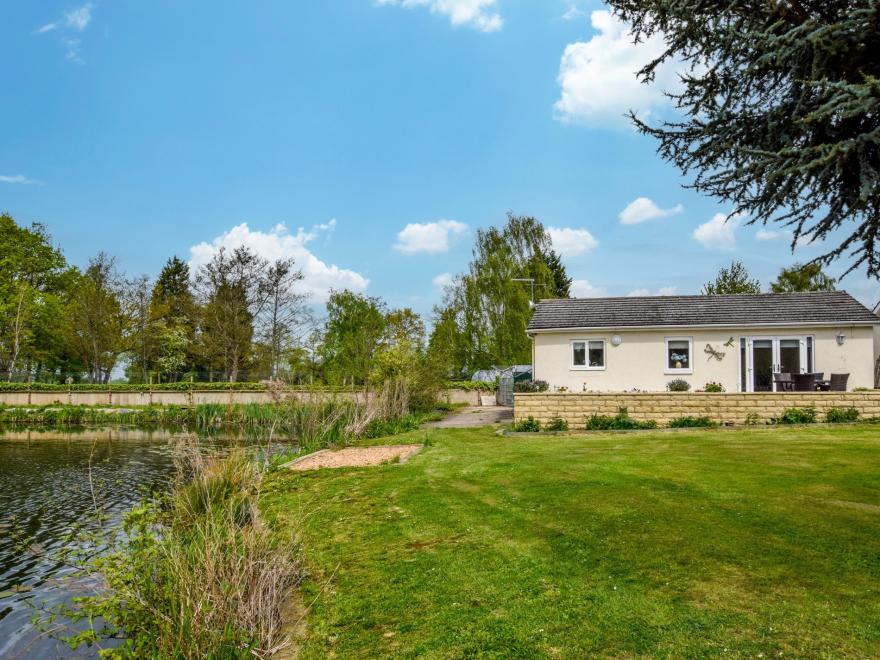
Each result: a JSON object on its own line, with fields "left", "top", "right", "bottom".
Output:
{"left": 261, "top": 425, "right": 880, "bottom": 658}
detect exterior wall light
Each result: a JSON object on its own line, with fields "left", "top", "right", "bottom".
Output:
{"left": 836, "top": 332, "right": 846, "bottom": 346}
{"left": 611, "top": 334, "right": 622, "bottom": 346}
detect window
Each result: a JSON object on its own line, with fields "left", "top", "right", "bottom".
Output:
{"left": 665, "top": 337, "right": 693, "bottom": 373}
{"left": 806, "top": 336, "right": 814, "bottom": 373}
{"left": 571, "top": 340, "right": 605, "bottom": 370}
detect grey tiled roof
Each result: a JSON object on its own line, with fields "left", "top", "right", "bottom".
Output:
{"left": 528, "top": 292, "right": 878, "bottom": 331}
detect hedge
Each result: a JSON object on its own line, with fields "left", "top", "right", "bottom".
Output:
{"left": 0, "top": 381, "right": 496, "bottom": 393}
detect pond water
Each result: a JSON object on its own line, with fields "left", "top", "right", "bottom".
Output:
{"left": 0, "top": 428, "right": 293, "bottom": 658}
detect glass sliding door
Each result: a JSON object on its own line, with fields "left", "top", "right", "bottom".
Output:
{"left": 778, "top": 338, "right": 802, "bottom": 375}
{"left": 752, "top": 339, "right": 774, "bottom": 391}
{"left": 743, "top": 336, "right": 812, "bottom": 392}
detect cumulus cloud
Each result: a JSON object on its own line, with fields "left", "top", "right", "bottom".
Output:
{"left": 755, "top": 227, "right": 823, "bottom": 248}
{"left": 188, "top": 222, "right": 367, "bottom": 302}
{"left": 692, "top": 213, "right": 740, "bottom": 251}
{"left": 66, "top": 3, "right": 93, "bottom": 31}
{"left": 0, "top": 174, "right": 42, "bottom": 185}
{"left": 432, "top": 272, "right": 454, "bottom": 289}
{"left": 548, "top": 226, "right": 599, "bottom": 257}
{"left": 627, "top": 286, "right": 677, "bottom": 297}
{"left": 394, "top": 219, "right": 468, "bottom": 255}
{"left": 570, "top": 279, "right": 606, "bottom": 298}
{"left": 377, "top": 0, "right": 502, "bottom": 33}
{"left": 618, "top": 197, "right": 683, "bottom": 225}
{"left": 554, "top": 10, "right": 682, "bottom": 126}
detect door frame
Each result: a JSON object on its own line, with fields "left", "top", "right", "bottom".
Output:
{"left": 742, "top": 335, "right": 811, "bottom": 392}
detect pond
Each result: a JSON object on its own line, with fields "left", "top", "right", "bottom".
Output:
{"left": 0, "top": 427, "right": 293, "bottom": 658}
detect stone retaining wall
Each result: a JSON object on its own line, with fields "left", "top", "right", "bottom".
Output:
{"left": 0, "top": 388, "right": 483, "bottom": 407}
{"left": 514, "top": 391, "right": 880, "bottom": 428}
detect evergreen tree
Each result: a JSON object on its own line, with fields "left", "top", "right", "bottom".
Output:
{"left": 770, "top": 263, "right": 837, "bottom": 293}
{"left": 194, "top": 247, "right": 268, "bottom": 382}
{"left": 543, "top": 249, "right": 572, "bottom": 298}
{"left": 606, "top": 0, "right": 880, "bottom": 276}
{"left": 702, "top": 261, "right": 762, "bottom": 295}
{"left": 149, "top": 257, "right": 199, "bottom": 380}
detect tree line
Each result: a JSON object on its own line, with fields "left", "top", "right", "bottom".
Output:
{"left": 0, "top": 212, "right": 842, "bottom": 385}
{"left": 0, "top": 214, "right": 316, "bottom": 383}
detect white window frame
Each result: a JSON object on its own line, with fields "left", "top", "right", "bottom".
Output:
{"left": 664, "top": 336, "right": 694, "bottom": 375}
{"left": 570, "top": 339, "right": 606, "bottom": 371}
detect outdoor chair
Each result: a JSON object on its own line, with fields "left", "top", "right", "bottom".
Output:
{"left": 829, "top": 373, "right": 849, "bottom": 392}
{"left": 793, "top": 373, "right": 817, "bottom": 392}
{"left": 773, "top": 373, "right": 793, "bottom": 392}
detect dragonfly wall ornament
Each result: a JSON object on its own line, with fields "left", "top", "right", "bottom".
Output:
{"left": 704, "top": 344, "right": 726, "bottom": 361}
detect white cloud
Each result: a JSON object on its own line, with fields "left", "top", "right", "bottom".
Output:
{"left": 554, "top": 10, "right": 683, "bottom": 126}
{"left": 756, "top": 229, "right": 783, "bottom": 241}
{"left": 618, "top": 197, "right": 683, "bottom": 225}
{"left": 562, "top": 4, "right": 586, "bottom": 21}
{"left": 692, "top": 213, "right": 740, "bottom": 251}
{"left": 33, "top": 23, "right": 57, "bottom": 34}
{"left": 66, "top": 4, "right": 93, "bottom": 31}
{"left": 627, "top": 286, "right": 677, "bottom": 297}
{"left": 0, "top": 174, "right": 41, "bottom": 185}
{"left": 432, "top": 272, "right": 454, "bottom": 288}
{"left": 188, "top": 222, "right": 368, "bottom": 302}
{"left": 570, "top": 279, "right": 605, "bottom": 298}
{"left": 394, "top": 219, "right": 467, "bottom": 255}
{"left": 548, "top": 226, "right": 599, "bottom": 257}
{"left": 377, "top": 0, "right": 502, "bottom": 33}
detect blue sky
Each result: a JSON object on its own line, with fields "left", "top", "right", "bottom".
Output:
{"left": 2, "top": 0, "right": 879, "bottom": 315}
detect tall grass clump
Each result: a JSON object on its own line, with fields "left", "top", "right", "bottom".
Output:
{"left": 56, "top": 437, "right": 301, "bottom": 658}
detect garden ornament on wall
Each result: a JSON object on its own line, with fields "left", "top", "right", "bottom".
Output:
{"left": 704, "top": 344, "right": 726, "bottom": 361}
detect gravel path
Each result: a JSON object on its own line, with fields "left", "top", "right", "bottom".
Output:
{"left": 284, "top": 445, "right": 422, "bottom": 471}
{"left": 424, "top": 406, "right": 513, "bottom": 428}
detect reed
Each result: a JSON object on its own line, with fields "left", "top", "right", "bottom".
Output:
{"left": 58, "top": 436, "right": 301, "bottom": 658}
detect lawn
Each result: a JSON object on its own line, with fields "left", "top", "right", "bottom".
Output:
{"left": 260, "top": 425, "right": 880, "bottom": 658}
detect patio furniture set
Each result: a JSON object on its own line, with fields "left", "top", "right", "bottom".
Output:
{"left": 772, "top": 372, "right": 849, "bottom": 392}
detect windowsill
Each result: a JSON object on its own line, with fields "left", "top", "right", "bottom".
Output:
{"left": 664, "top": 369, "right": 693, "bottom": 375}
{"left": 571, "top": 366, "right": 606, "bottom": 372}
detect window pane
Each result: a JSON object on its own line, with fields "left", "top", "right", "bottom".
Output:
{"left": 572, "top": 342, "right": 586, "bottom": 366}
{"left": 807, "top": 336, "right": 813, "bottom": 372}
{"left": 588, "top": 341, "right": 604, "bottom": 367}
{"left": 668, "top": 340, "right": 690, "bottom": 370}
{"left": 740, "top": 338, "right": 746, "bottom": 392}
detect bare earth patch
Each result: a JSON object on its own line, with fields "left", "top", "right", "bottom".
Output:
{"left": 284, "top": 445, "right": 422, "bottom": 471}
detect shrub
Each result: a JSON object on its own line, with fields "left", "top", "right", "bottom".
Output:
{"left": 514, "top": 416, "right": 541, "bottom": 432}
{"left": 514, "top": 380, "right": 549, "bottom": 393}
{"left": 585, "top": 408, "right": 657, "bottom": 431}
{"left": 703, "top": 382, "right": 724, "bottom": 393}
{"left": 545, "top": 417, "right": 569, "bottom": 432}
{"left": 744, "top": 412, "right": 762, "bottom": 426}
{"left": 826, "top": 407, "right": 860, "bottom": 424}
{"left": 446, "top": 380, "right": 498, "bottom": 391}
{"left": 775, "top": 406, "right": 817, "bottom": 424}
{"left": 668, "top": 416, "right": 717, "bottom": 428}
{"left": 667, "top": 379, "right": 691, "bottom": 392}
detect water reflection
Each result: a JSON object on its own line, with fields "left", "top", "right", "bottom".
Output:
{"left": 0, "top": 427, "right": 294, "bottom": 658}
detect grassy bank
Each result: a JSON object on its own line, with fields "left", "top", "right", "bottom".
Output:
{"left": 0, "top": 402, "right": 444, "bottom": 436}
{"left": 262, "top": 425, "right": 880, "bottom": 657}
{"left": 57, "top": 440, "right": 301, "bottom": 657}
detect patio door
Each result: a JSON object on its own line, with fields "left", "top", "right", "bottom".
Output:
{"left": 744, "top": 336, "right": 809, "bottom": 392}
